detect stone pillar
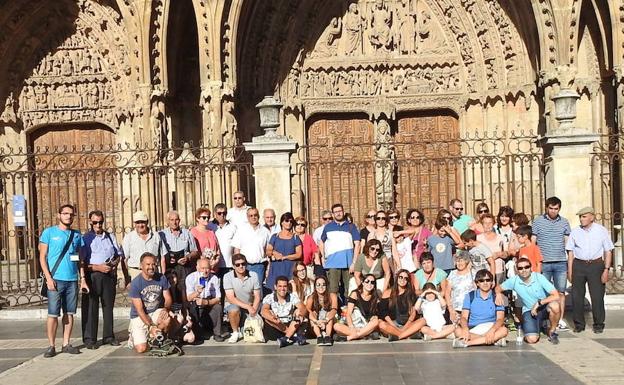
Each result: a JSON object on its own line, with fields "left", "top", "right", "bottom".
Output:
{"left": 540, "top": 134, "right": 599, "bottom": 221}
{"left": 244, "top": 140, "right": 297, "bottom": 216}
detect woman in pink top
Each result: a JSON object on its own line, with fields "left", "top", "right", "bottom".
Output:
{"left": 294, "top": 216, "right": 320, "bottom": 278}
{"left": 190, "top": 207, "right": 221, "bottom": 271}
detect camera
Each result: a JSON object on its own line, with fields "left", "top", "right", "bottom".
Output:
{"left": 154, "top": 330, "right": 165, "bottom": 342}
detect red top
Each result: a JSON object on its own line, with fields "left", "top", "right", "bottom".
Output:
{"left": 518, "top": 243, "right": 543, "bottom": 272}
{"left": 300, "top": 233, "right": 318, "bottom": 266}
{"left": 191, "top": 227, "right": 219, "bottom": 254}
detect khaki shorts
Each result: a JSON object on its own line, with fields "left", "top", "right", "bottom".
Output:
{"left": 469, "top": 322, "right": 495, "bottom": 336}
{"left": 128, "top": 308, "right": 164, "bottom": 347}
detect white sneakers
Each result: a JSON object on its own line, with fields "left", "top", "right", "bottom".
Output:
{"left": 557, "top": 319, "right": 570, "bottom": 331}
{"left": 228, "top": 331, "right": 242, "bottom": 344}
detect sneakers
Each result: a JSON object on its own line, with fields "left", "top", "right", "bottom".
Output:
{"left": 422, "top": 333, "right": 431, "bottom": 341}
{"left": 317, "top": 337, "right": 324, "bottom": 346}
{"left": 388, "top": 334, "right": 398, "bottom": 342}
{"left": 452, "top": 338, "right": 468, "bottom": 348}
{"left": 323, "top": 336, "right": 333, "bottom": 346}
{"left": 227, "top": 331, "right": 242, "bottom": 344}
{"left": 557, "top": 320, "right": 570, "bottom": 331}
{"left": 294, "top": 333, "right": 307, "bottom": 346}
{"left": 213, "top": 334, "right": 226, "bottom": 343}
{"left": 61, "top": 344, "right": 80, "bottom": 354}
{"left": 369, "top": 332, "right": 380, "bottom": 340}
{"left": 592, "top": 327, "right": 604, "bottom": 334}
{"left": 548, "top": 332, "right": 560, "bottom": 345}
{"left": 277, "top": 336, "right": 292, "bottom": 348}
{"left": 409, "top": 332, "right": 423, "bottom": 340}
{"left": 494, "top": 338, "right": 507, "bottom": 347}
{"left": 333, "top": 334, "right": 347, "bottom": 342}
{"left": 43, "top": 346, "right": 56, "bottom": 358}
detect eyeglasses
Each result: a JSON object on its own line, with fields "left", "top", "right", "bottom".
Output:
{"left": 315, "top": 283, "right": 326, "bottom": 287}
{"left": 517, "top": 265, "right": 531, "bottom": 271}
{"left": 375, "top": 216, "right": 387, "bottom": 220}
{"left": 397, "top": 275, "right": 409, "bottom": 280}
{"left": 366, "top": 214, "right": 375, "bottom": 219}
{"left": 199, "top": 216, "right": 210, "bottom": 220}
{"left": 216, "top": 211, "right": 226, "bottom": 216}
{"left": 91, "top": 221, "right": 104, "bottom": 225}
{"left": 369, "top": 247, "right": 380, "bottom": 252}
{"left": 453, "top": 207, "right": 463, "bottom": 211}
{"left": 248, "top": 213, "right": 259, "bottom": 217}
{"left": 233, "top": 197, "right": 244, "bottom": 200}
{"left": 296, "top": 269, "right": 306, "bottom": 274}
{"left": 478, "top": 209, "right": 489, "bottom": 214}
{"left": 389, "top": 215, "right": 399, "bottom": 219}
{"left": 476, "top": 278, "right": 493, "bottom": 283}
{"left": 363, "top": 279, "right": 375, "bottom": 285}
{"left": 296, "top": 223, "right": 307, "bottom": 227}
{"left": 234, "top": 262, "right": 247, "bottom": 267}
{"left": 134, "top": 220, "right": 147, "bottom": 225}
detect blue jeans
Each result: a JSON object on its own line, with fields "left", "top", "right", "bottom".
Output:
{"left": 247, "top": 263, "right": 265, "bottom": 287}
{"left": 47, "top": 280, "right": 78, "bottom": 317}
{"left": 541, "top": 261, "right": 568, "bottom": 293}
{"left": 522, "top": 307, "right": 549, "bottom": 336}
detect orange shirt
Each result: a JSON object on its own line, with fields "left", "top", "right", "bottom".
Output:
{"left": 518, "top": 243, "right": 543, "bottom": 272}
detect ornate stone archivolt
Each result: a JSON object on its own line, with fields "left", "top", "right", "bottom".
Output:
{"left": 0, "top": 0, "right": 136, "bottom": 132}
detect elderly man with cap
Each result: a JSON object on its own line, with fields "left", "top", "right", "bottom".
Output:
{"left": 122, "top": 211, "right": 162, "bottom": 282}
{"left": 566, "top": 206, "right": 614, "bottom": 333}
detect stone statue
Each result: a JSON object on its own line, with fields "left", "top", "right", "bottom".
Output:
{"left": 220, "top": 99, "right": 237, "bottom": 147}
{"left": 374, "top": 119, "right": 395, "bottom": 209}
{"left": 342, "top": 3, "right": 363, "bottom": 56}
{"left": 396, "top": 0, "right": 416, "bottom": 54}
{"left": 150, "top": 99, "right": 167, "bottom": 146}
{"left": 0, "top": 93, "right": 17, "bottom": 123}
{"left": 313, "top": 17, "right": 342, "bottom": 57}
{"left": 368, "top": 0, "right": 392, "bottom": 52}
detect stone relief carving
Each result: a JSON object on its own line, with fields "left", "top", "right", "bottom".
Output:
{"left": 220, "top": 99, "right": 237, "bottom": 148}
{"left": 150, "top": 89, "right": 168, "bottom": 147}
{"left": 291, "top": 64, "right": 461, "bottom": 99}
{"left": 374, "top": 118, "right": 395, "bottom": 209}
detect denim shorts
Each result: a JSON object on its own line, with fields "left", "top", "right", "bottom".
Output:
{"left": 541, "top": 261, "right": 568, "bottom": 293}
{"left": 47, "top": 280, "right": 78, "bottom": 317}
{"left": 522, "top": 307, "right": 549, "bottom": 336}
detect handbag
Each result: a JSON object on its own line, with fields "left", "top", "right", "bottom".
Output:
{"left": 242, "top": 315, "right": 265, "bottom": 343}
{"left": 40, "top": 230, "right": 76, "bottom": 297}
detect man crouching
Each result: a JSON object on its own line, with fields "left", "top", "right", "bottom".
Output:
{"left": 128, "top": 252, "right": 173, "bottom": 353}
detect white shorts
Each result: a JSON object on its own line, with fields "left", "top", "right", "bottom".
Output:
{"left": 469, "top": 322, "right": 495, "bottom": 336}
{"left": 128, "top": 308, "right": 165, "bottom": 347}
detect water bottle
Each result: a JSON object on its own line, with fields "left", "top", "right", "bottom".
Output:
{"left": 516, "top": 326, "right": 524, "bottom": 346}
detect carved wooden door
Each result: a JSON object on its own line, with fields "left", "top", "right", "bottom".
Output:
{"left": 394, "top": 114, "right": 460, "bottom": 220}
{"left": 306, "top": 116, "right": 376, "bottom": 227}
{"left": 30, "top": 125, "right": 117, "bottom": 233}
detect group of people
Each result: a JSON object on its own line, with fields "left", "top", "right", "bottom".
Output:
{"left": 39, "top": 192, "right": 615, "bottom": 356}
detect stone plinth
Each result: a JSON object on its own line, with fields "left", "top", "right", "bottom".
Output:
{"left": 540, "top": 133, "right": 599, "bottom": 221}
{"left": 244, "top": 136, "right": 297, "bottom": 216}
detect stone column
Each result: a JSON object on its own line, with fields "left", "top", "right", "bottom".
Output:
{"left": 540, "top": 86, "right": 599, "bottom": 220}
{"left": 244, "top": 140, "right": 297, "bottom": 216}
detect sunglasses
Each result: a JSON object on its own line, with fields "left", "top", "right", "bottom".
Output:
{"left": 366, "top": 214, "right": 375, "bottom": 219}
{"left": 389, "top": 215, "right": 399, "bottom": 219}
{"left": 453, "top": 207, "right": 463, "bottom": 211}
{"left": 134, "top": 220, "right": 147, "bottom": 225}
{"left": 409, "top": 216, "right": 421, "bottom": 220}
{"left": 199, "top": 215, "right": 210, "bottom": 220}
{"left": 478, "top": 210, "right": 489, "bottom": 214}
{"left": 207, "top": 255, "right": 219, "bottom": 260}
{"left": 363, "top": 279, "right": 376, "bottom": 285}
{"left": 397, "top": 275, "right": 409, "bottom": 280}
{"left": 233, "top": 197, "right": 244, "bottom": 200}
{"left": 315, "top": 283, "right": 326, "bottom": 287}
{"left": 91, "top": 221, "right": 104, "bottom": 225}
{"left": 216, "top": 211, "right": 226, "bottom": 216}
{"left": 296, "top": 223, "right": 307, "bottom": 227}
{"left": 517, "top": 265, "right": 531, "bottom": 271}
{"left": 375, "top": 216, "right": 387, "bottom": 220}
{"left": 322, "top": 217, "right": 332, "bottom": 221}
{"left": 477, "top": 278, "right": 493, "bottom": 283}
{"left": 443, "top": 216, "right": 452, "bottom": 220}
{"left": 234, "top": 262, "right": 247, "bottom": 267}
{"left": 369, "top": 247, "right": 380, "bottom": 252}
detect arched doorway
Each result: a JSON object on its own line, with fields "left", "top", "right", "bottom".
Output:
{"left": 29, "top": 124, "right": 117, "bottom": 232}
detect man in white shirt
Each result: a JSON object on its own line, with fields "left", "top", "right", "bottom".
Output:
{"left": 211, "top": 203, "right": 237, "bottom": 271}
{"left": 263, "top": 208, "right": 280, "bottom": 236}
{"left": 226, "top": 191, "right": 250, "bottom": 227}
{"left": 232, "top": 207, "right": 270, "bottom": 284}
{"left": 313, "top": 210, "right": 332, "bottom": 246}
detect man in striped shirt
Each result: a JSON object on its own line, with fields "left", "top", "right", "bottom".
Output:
{"left": 531, "top": 196, "right": 571, "bottom": 331}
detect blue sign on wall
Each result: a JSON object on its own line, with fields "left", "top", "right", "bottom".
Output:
{"left": 12, "top": 195, "right": 26, "bottom": 226}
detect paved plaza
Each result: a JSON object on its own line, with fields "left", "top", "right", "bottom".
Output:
{"left": 0, "top": 310, "right": 623, "bottom": 385}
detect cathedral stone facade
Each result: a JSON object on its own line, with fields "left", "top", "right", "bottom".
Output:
{"left": 0, "top": 0, "right": 621, "bottom": 231}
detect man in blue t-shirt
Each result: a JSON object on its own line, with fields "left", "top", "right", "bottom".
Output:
{"left": 496, "top": 258, "right": 561, "bottom": 345}
{"left": 453, "top": 269, "right": 508, "bottom": 348}
{"left": 320, "top": 203, "right": 361, "bottom": 297}
{"left": 128, "top": 252, "right": 173, "bottom": 353}
{"left": 39, "top": 204, "right": 87, "bottom": 358}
